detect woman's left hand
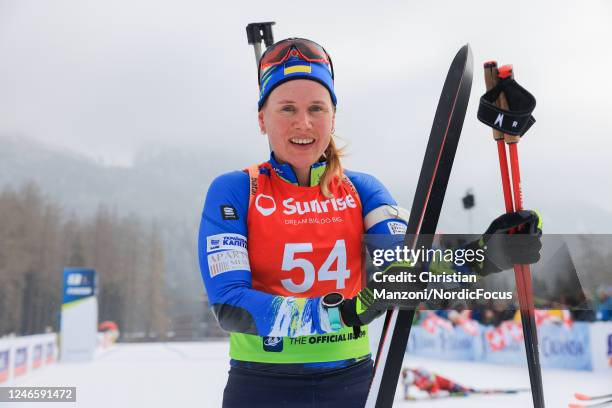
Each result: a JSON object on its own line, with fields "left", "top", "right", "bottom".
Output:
{"left": 473, "top": 210, "right": 543, "bottom": 275}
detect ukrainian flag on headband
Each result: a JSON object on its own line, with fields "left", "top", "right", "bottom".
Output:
{"left": 257, "top": 56, "right": 336, "bottom": 109}
{"left": 283, "top": 59, "right": 312, "bottom": 76}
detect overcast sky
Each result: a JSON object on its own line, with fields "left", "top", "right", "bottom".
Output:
{"left": 1, "top": 0, "right": 611, "bottom": 232}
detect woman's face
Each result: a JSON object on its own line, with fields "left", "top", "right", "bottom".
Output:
{"left": 258, "top": 79, "right": 335, "bottom": 171}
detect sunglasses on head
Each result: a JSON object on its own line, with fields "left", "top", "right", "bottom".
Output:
{"left": 258, "top": 38, "right": 334, "bottom": 84}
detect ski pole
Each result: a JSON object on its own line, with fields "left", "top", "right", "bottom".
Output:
{"left": 246, "top": 22, "right": 275, "bottom": 152}
{"left": 483, "top": 61, "right": 514, "bottom": 214}
{"left": 498, "top": 64, "right": 544, "bottom": 408}
{"left": 484, "top": 60, "right": 534, "bottom": 397}
{"left": 483, "top": 62, "right": 545, "bottom": 408}
{"left": 497, "top": 65, "right": 538, "bottom": 316}
{"left": 483, "top": 62, "right": 533, "bottom": 327}
{"left": 497, "top": 64, "right": 541, "bottom": 357}
{"left": 245, "top": 22, "right": 276, "bottom": 67}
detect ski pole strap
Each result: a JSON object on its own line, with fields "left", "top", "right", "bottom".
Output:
{"left": 477, "top": 77, "right": 536, "bottom": 139}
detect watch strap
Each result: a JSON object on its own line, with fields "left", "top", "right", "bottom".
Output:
{"left": 327, "top": 306, "right": 342, "bottom": 331}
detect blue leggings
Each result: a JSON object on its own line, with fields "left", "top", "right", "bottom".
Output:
{"left": 222, "top": 358, "right": 374, "bottom": 408}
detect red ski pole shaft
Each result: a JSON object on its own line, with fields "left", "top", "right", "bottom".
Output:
{"left": 499, "top": 65, "right": 538, "bottom": 316}
{"left": 508, "top": 144, "right": 537, "bottom": 312}
{"left": 499, "top": 64, "right": 545, "bottom": 408}
{"left": 484, "top": 62, "right": 545, "bottom": 408}
{"left": 483, "top": 62, "right": 528, "bottom": 310}
{"left": 483, "top": 61, "right": 514, "bottom": 213}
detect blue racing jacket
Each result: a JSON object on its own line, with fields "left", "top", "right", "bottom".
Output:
{"left": 199, "top": 154, "right": 407, "bottom": 364}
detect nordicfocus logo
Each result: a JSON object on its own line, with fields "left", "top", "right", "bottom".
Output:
{"left": 255, "top": 194, "right": 357, "bottom": 216}
{"left": 255, "top": 194, "right": 276, "bottom": 216}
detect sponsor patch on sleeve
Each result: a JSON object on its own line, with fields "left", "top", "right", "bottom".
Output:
{"left": 208, "top": 250, "right": 250, "bottom": 277}
{"left": 207, "top": 233, "right": 248, "bottom": 253}
{"left": 220, "top": 205, "right": 239, "bottom": 220}
{"left": 387, "top": 221, "right": 407, "bottom": 235}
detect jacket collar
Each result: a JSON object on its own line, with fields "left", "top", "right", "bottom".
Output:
{"left": 268, "top": 152, "right": 327, "bottom": 187}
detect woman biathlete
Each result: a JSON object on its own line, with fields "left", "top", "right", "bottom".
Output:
{"left": 199, "top": 38, "right": 542, "bottom": 407}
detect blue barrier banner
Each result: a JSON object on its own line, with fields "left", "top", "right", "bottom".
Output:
{"left": 407, "top": 326, "right": 445, "bottom": 359}
{"left": 539, "top": 322, "right": 591, "bottom": 370}
{"left": 408, "top": 324, "right": 483, "bottom": 361}
{"left": 441, "top": 325, "right": 483, "bottom": 361}
{"left": 14, "top": 347, "right": 28, "bottom": 376}
{"left": 608, "top": 332, "right": 612, "bottom": 365}
{"left": 408, "top": 319, "right": 594, "bottom": 371}
{"left": 46, "top": 342, "right": 55, "bottom": 363}
{"left": 482, "top": 321, "right": 525, "bottom": 365}
{"left": 33, "top": 344, "right": 43, "bottom": 369}
{"left": 0, "top": 350, "right": 9, "bottom": 382}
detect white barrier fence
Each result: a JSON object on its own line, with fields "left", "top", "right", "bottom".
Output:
{"left": 0, "top": 331, "right": 117, "bottom": 384}
{"left": 0, "top": 333, "right": 58, "bottom": 384}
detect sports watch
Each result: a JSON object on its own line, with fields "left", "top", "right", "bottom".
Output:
{"left": 322, "top": 292, "right": 344, "bottom": 331}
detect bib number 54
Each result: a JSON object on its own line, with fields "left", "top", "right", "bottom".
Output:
{"left": 281, "top": 240, "right": 350, "bottom": 293}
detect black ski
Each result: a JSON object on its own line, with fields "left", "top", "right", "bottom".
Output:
{"left": 366, "top": 44, "right": 473, "bottom": 407}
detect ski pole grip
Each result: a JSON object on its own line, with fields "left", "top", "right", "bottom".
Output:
{"left": 246, "top": 22, "right": 276, "bottom": 46}
{"left": 246, "top": 22, "right": 276, "bottom": 71}
{"left": 483, "top": 62, "right": 522, "bottom": 144}
{"left": 483, "top": 61, "right": 504, "bottom": 141}
{"left": 497, "top": 65, "right": 521, "bottom": 144}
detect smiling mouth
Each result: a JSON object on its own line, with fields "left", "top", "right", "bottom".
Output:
{"left": 290, "top": 138, "right": 315, "bottom": 145}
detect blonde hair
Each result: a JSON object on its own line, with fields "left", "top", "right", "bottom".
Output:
{"left": 320, "top": 135, "right": 345, "bottom": 198}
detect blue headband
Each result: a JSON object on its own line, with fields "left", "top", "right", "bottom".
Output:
{"left": 258, "top": 56, "right": 337, "bottom": 110}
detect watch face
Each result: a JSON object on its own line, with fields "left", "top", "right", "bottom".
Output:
{"left": 323, "top": 292, "right": 343, "bottom": 308}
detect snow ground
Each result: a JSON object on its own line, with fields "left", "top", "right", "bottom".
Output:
{"left": 5, "top": 341, "right": 611, "bottom": 408}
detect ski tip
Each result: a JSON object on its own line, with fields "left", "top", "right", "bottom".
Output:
{"left": 458, "top": 43, "right": 473, "bottom": 71}
{"left": 574, "top": 393, "right": 591, "bottom": 401}
{"left": 457, "top": 43, "right": 471, "bottom": 54}
{"left": 483, "top": 60, "right": 497, "bottom": 68}
{"left": 451, "top": 44, "right": 473, "bottom": 73}
{"left": 569, "top": 404, "right": 586, "bottom": 408}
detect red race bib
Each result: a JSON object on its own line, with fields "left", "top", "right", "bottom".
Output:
{"left": 247, "top": 163, "right": 365, "bottom": 298}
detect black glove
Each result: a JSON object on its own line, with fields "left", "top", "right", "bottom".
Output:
{"left": 338, "top": 262, "right": 423, "bottom": 327}
{"left": 471, "top": 210, "right": 542, "bottom": 275}
{"left": 339, "top": 287, "right": 388, "bottom": 327}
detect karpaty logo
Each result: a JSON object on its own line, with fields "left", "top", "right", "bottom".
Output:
{"left": 255, "top": 194, "right": 276, "bottom": 216}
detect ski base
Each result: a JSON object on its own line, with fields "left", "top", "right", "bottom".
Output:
{"left": 569, "top": 399, "right": 612, "bottom": 408}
